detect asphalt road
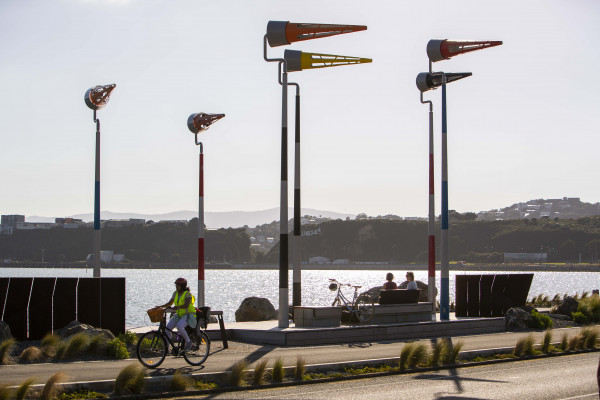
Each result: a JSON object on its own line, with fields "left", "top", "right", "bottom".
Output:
{"left": 183, "top": 352, "right": 600, "bottom": 400}
{"left": 0, "top": 327, "right": 591, "bottom": 385}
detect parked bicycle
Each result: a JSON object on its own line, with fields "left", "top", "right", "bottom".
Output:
{"left": 137, "top": 307, "right": 210, "bottom": 368}
{"left": 328, "top": 279, "right": 375, "bottom": 323}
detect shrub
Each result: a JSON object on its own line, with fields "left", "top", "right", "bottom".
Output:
{"left": 88, "top": 335, "right": 108, "bottom": 355}
{"left": 229, "top": 360, "right": 248, "bottom": 387}
{"left": 16, "top": 379, "right": 34, "bottom": 400}
{"left": 114, "top": 364, "right": 145, "bottom": 395}
{"left": 576, "top": 295, "right": 600, "bottom": 323}
{"left": 294, "top": 356, "right": 306, "bottom": 380}
{"left": 41, "top": 372, "right": 67, "bottom": 400}
{"left": 429, "top": 339, "right": 446, "bottom": 366}
{"left": 272, "top": 358, "right": 285, "bottom": 382}
{"left": 193, "top": 380, "right": 218, "bottom": 391}
{"left": 408, "top": 343, "right": 428, "bottom": 368}
{"left": 63, "top": 333, "right": 90, "bottom": 359}
{"left": 57, "top": 390, "right": 107, "bottom": 400}
{"left": 514, "top": 334, "right": 535, "bottom": 356}
{"left": 572, "top": 311, "right": 589, "bottom": 325}
{"left": 169, "top": 371, "right": 192, "bottom": 392}
{"left": 41, "top": 333, "right": 61, "bottom": 349}
{"left": 117, "top": 332, "right": 138, "bottom": 346}
{"left": 559, "top": 333, "right": 568, "bottom": 351}
{"left": 445, "top": 339, "right": 464, "bottom": 364}
{"left": 20, "top": 346, "right": 43, "bottom": 363}
{"left": 0, "top": 384, "right": 12, "bottom": 400}
{"left": 399, "top": 342, "right": 415, "bottom": 371}
{"left": 541, "top": 330, "right": 552, "bottom": 353}
{"left": 568, "top": 334, "right": 584, "bottom": 351}
{"left": 252, "top": 360, "right": 268, "bottom": 385}
{"left": 106, "top": 339, "right": 129, "bottom": 360}
{"left": 0, "top": 338, "right": 16, "bottom": 364}
{"left": 530, "top": 310, "right": 553, "bottom": 330}
{"left": 581, "top": 327, "right": 599, "bottom": 348}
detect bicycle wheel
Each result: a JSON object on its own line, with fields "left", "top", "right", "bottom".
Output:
{"left": 137, "top": 331, "right": 168, "bottom": 368}
{"left": 183, "top": 330, "right": 210, "bottom": 366}
{"left": 356, "top": 298, "right": 375, "bottom": 323}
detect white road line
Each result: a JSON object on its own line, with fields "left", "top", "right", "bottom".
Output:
{"left": 559, "top": 394, "right": 598, "bottom": 400}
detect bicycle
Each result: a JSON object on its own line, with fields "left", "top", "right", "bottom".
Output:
{"left": 137, "top": 308, "right": 210, "bottom": 368}
{"left": 328, "top": 278, "right": 375, "bottom": 323}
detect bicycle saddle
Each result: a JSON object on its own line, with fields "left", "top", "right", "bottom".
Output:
{"left": 352, "top": 285, "right": 362, "bottom": 289}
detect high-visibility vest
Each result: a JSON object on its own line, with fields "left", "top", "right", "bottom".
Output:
{"left": 173, "top": 290, "right": 195, "bottom": 317}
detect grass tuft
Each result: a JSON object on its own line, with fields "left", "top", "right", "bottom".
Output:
{"left": 541, "top": 330, "right": 553, "bottom": 354}
{"left": 294, "top": 356, "right": 306, "bottom": 380}
{"left": 399, "top": 342, "right": 415, "bottom": 371}
{"left": 0, "top": 384, "right": 12, "bottom": 400}
{"left": 445, "top": 339, "right": 464, "bottom": 364}
{"left": 560, "top": 332, "right": 568, "bottom": 351}
{"left": 19, "top": 346, "right": 44, "bottom": 363}
{"left": 87, "top": 335, "right": 108, "bottom": 356}
{"left": 581, "top": 327, "right": 599, "bottom": 348}
{"left": 117, "top": 332, "right": 138, "bottom": 346}
{"left": 114, "top": 364, "right": 145, "bottom": 395}
{"left": 252, "top": 360, "right": 268, "bottom": 386}
{"left": 63, "top": 333, "right": 89, "bottom": 359}
{"left": 271, "top": 358, "right": 285, "bottom": 382}
{"left": 408, "top": 343, "right": 428, "bottom": 368}
{"left": 0, "top": 338, "right": 16, "bottom": 364}
{"left": 169, "top": 371, "right": 192, "bottom": 392}
{"left": 429, "top": 339, "right": 446, "bottom": 367}
{"left": 568, "top": 334, "right": 584, "bottom": 351}
{"left": 106, "top": 339, "right": 129, "bottom": 360}
{"left": 41, "top": 333, "right": 61, "bottom": 349}
{"left": 514, "top": 334, "right": 535, "bottom": 356}
{"left": 229, "top": 359, "right": 248, "bottom": 387}
{"left": 41, "top": 372, "right": 67, "bottom": 400}
{"left": 15, "top": 378, "right": 34, "bottom": 400}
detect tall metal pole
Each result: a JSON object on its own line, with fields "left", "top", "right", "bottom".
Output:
{"left": 440, "top": 74, "right": 449, "bottom": 320}
{"left": 196, "top": 138, "right": 205, "bottom": 307}
{"left": 421, "top": 91, "right": 436, "bottom": 320}
{"left": 279, "top": 61, "right": 290, "bottom": 328}
{"left": 292, "top": 85, "right": 301, "bottom": 308}
{"left": 93, "top": 110, "right": 101, "bottom": 278}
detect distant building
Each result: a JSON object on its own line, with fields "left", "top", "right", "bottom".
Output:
{"left": 157, "top": 220, "right": 187, "bottom": 225}
{"left": 86, "top": 250, "right": 125, "bottom": 263}
{"left": 55, "top": 218, "right": 85, "bottom": 229}
{"left": 104, "top": 218, "right": 146, "bottom": 228}
{"left": 1, "top": 215, "right": 25, "bottom": 235}
{"left": 309, "top": 256, "right": 331, "bottom": 264}
{"left": 504, "top": 253, "right": 547, "bottom": 263}
{"left": 332, "top": 259, "right": 350, "bottom": 264}
{"left": 17, "top": 222, "right": 55, "bottom": 230}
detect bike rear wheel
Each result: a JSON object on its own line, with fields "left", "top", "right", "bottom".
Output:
{"left": 137, "top": 331, "right": 167, "bottom": 368}
{"left": 183, "top": 330, "right": 210, "bottom": 366}
{"left": 356, "top": 298, "right": 375, "bottom": 323}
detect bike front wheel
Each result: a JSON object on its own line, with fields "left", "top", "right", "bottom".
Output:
{"left": 183, "top": 330, "right": 211, "bottom": 366}
{"left": 356, "top": 298, "right": 375, "bottom": 323}
{"left": 137, "top": 331, "right": 168, "bottom": 368}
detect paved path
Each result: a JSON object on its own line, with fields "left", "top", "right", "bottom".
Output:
{"left": 0, "top": 327, "right": 590, "bottom": 385}
{"left": 181, "top": 352, "right": 600, "bottom": 400}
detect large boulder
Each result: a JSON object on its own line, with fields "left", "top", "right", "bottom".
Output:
{"left": 557, "top": 296, "right": 579, "bottom": 317}
{"left": 357, "top": 286, "right": 382, "bottom": 303}
{"left": 505, "top": 307, "right": 532, "bottom": 331}
{"left": 55, "top": 321, "right": 115, "bottom": 340}
{"left": 398, "top": 280, "right": 437, "bottom": 302}
{"left": 0, "top": 321, "right": 12, "bottom": 341}
{"left": 235, "top": 297, "right": 277, "bottom": 322}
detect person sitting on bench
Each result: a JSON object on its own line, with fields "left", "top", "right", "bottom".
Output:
{"left": 383, "top": 272, "right": 398, "bottom": 290}
{"left": 406, "top": 272, "right": 418, "bottom": 290}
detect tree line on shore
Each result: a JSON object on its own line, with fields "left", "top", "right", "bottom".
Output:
{"left": 1, "top": 214, "right": 600, "bottom": 264}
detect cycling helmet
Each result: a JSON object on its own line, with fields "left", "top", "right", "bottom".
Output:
{"left": 329, "top": 282, "right": 338, "bottom": 291}
{"left": 174, "top": 277, "right": 187, "bottom": 286}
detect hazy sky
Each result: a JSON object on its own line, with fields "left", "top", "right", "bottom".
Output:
{"left": 1, "top": 0, "right": 599, "bottom": 218}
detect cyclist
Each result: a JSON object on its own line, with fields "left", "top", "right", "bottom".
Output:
{"left": 156, "top": 278, "right": 197, "bottom": 351}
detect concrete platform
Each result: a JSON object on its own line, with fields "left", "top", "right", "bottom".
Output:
{"left": 202, "top": 313, "right": 506, "bottom": 346}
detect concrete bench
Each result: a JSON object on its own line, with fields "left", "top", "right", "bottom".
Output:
{"left": 294, "top": 306, "right": 343, "bottom": 328}
{"left": 370, "top": 303, "right": 433, "bottom": 324}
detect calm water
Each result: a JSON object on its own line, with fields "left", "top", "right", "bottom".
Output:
{"left": 1, "top": 268, "right": 598, "bottom": 327}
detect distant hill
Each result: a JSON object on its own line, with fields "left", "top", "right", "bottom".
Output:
{"left": 477, "top": 197, "right": 600, "bottom": 221}
{"left": 27, "top": 208, "right": 355, "bottom": 228}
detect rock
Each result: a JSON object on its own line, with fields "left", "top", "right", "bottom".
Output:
{"left": 521, "top": 305, "right": 537, "bottom": 313}
{"left": 505, "top": 307, "right": 532, "bottom": 331}
{"left": 0, "top": 321, "right": 12, "bottom": 341}
{"left": 357, "top": 286, "right": 382, "bottom": 303}
{"left": 548, "top": 313, "right": 572, "bottom": 321}
{"left": 55, "top": 321, "right": 115, "bottom": 340}
{"left": 235, "top": 297, "right": 278, "bottom": 322}
{"left": 398, "top": 280, "right": 438, "bottom": 302}
{"left": 557, "top": 296, "right": 579, "bottom": 317}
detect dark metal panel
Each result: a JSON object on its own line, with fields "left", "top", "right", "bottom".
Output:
{"left": 479, "top": 275, "right": 494, "bottom": 318}
{"left": 53, "top": 278, "right": 78, "bottom": 330}
{"left": 0, "top": 278, "right": 9, "bottom": 320}
{"left": 77, "top": 278, "right": 101, "bottom": 328}
{"left": 491, "top": 274, "right": 509, "bottom": 317}
{"left": 100, "top": 278, "right": 125, "bottom": 336}
{"left": 505, "top": 274, "right": 534, "bottom": 309}
{"left": 455, "top": 275, "right": 468, "bottom": 317}
{"left": 467, "top": 275, "right": 481, "bottom": 317}
{"left": 3, "top": 278, "right": 33, "bottom": 340}
{"left": 28, "top": 278, "right": 56, "bottom": 340}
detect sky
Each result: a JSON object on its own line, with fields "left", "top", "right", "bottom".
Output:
{"left": 1, "top": 0, "right": 599, "bottom": 219}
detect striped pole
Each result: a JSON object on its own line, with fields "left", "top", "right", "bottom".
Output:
{"left": 93, "top": 111, "right": 101, "bottom": 278}
{"left": 198, "top": 143, "right": 205, "bottom": 307}
{"left": 279, "top": 63, "right": 290, "bottom": 328}
{"left": 427, "top": 103, "right": 436, "bottom": 320}
{"left": 292, "top": 88, "right": 301, "bottom": 308}
{"left": 440, "top": 74, "right": 449, "bottom": 320}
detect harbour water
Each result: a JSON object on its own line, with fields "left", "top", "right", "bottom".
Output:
{"left": 1, "top": 268, "right": 598, "bottom": 327}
